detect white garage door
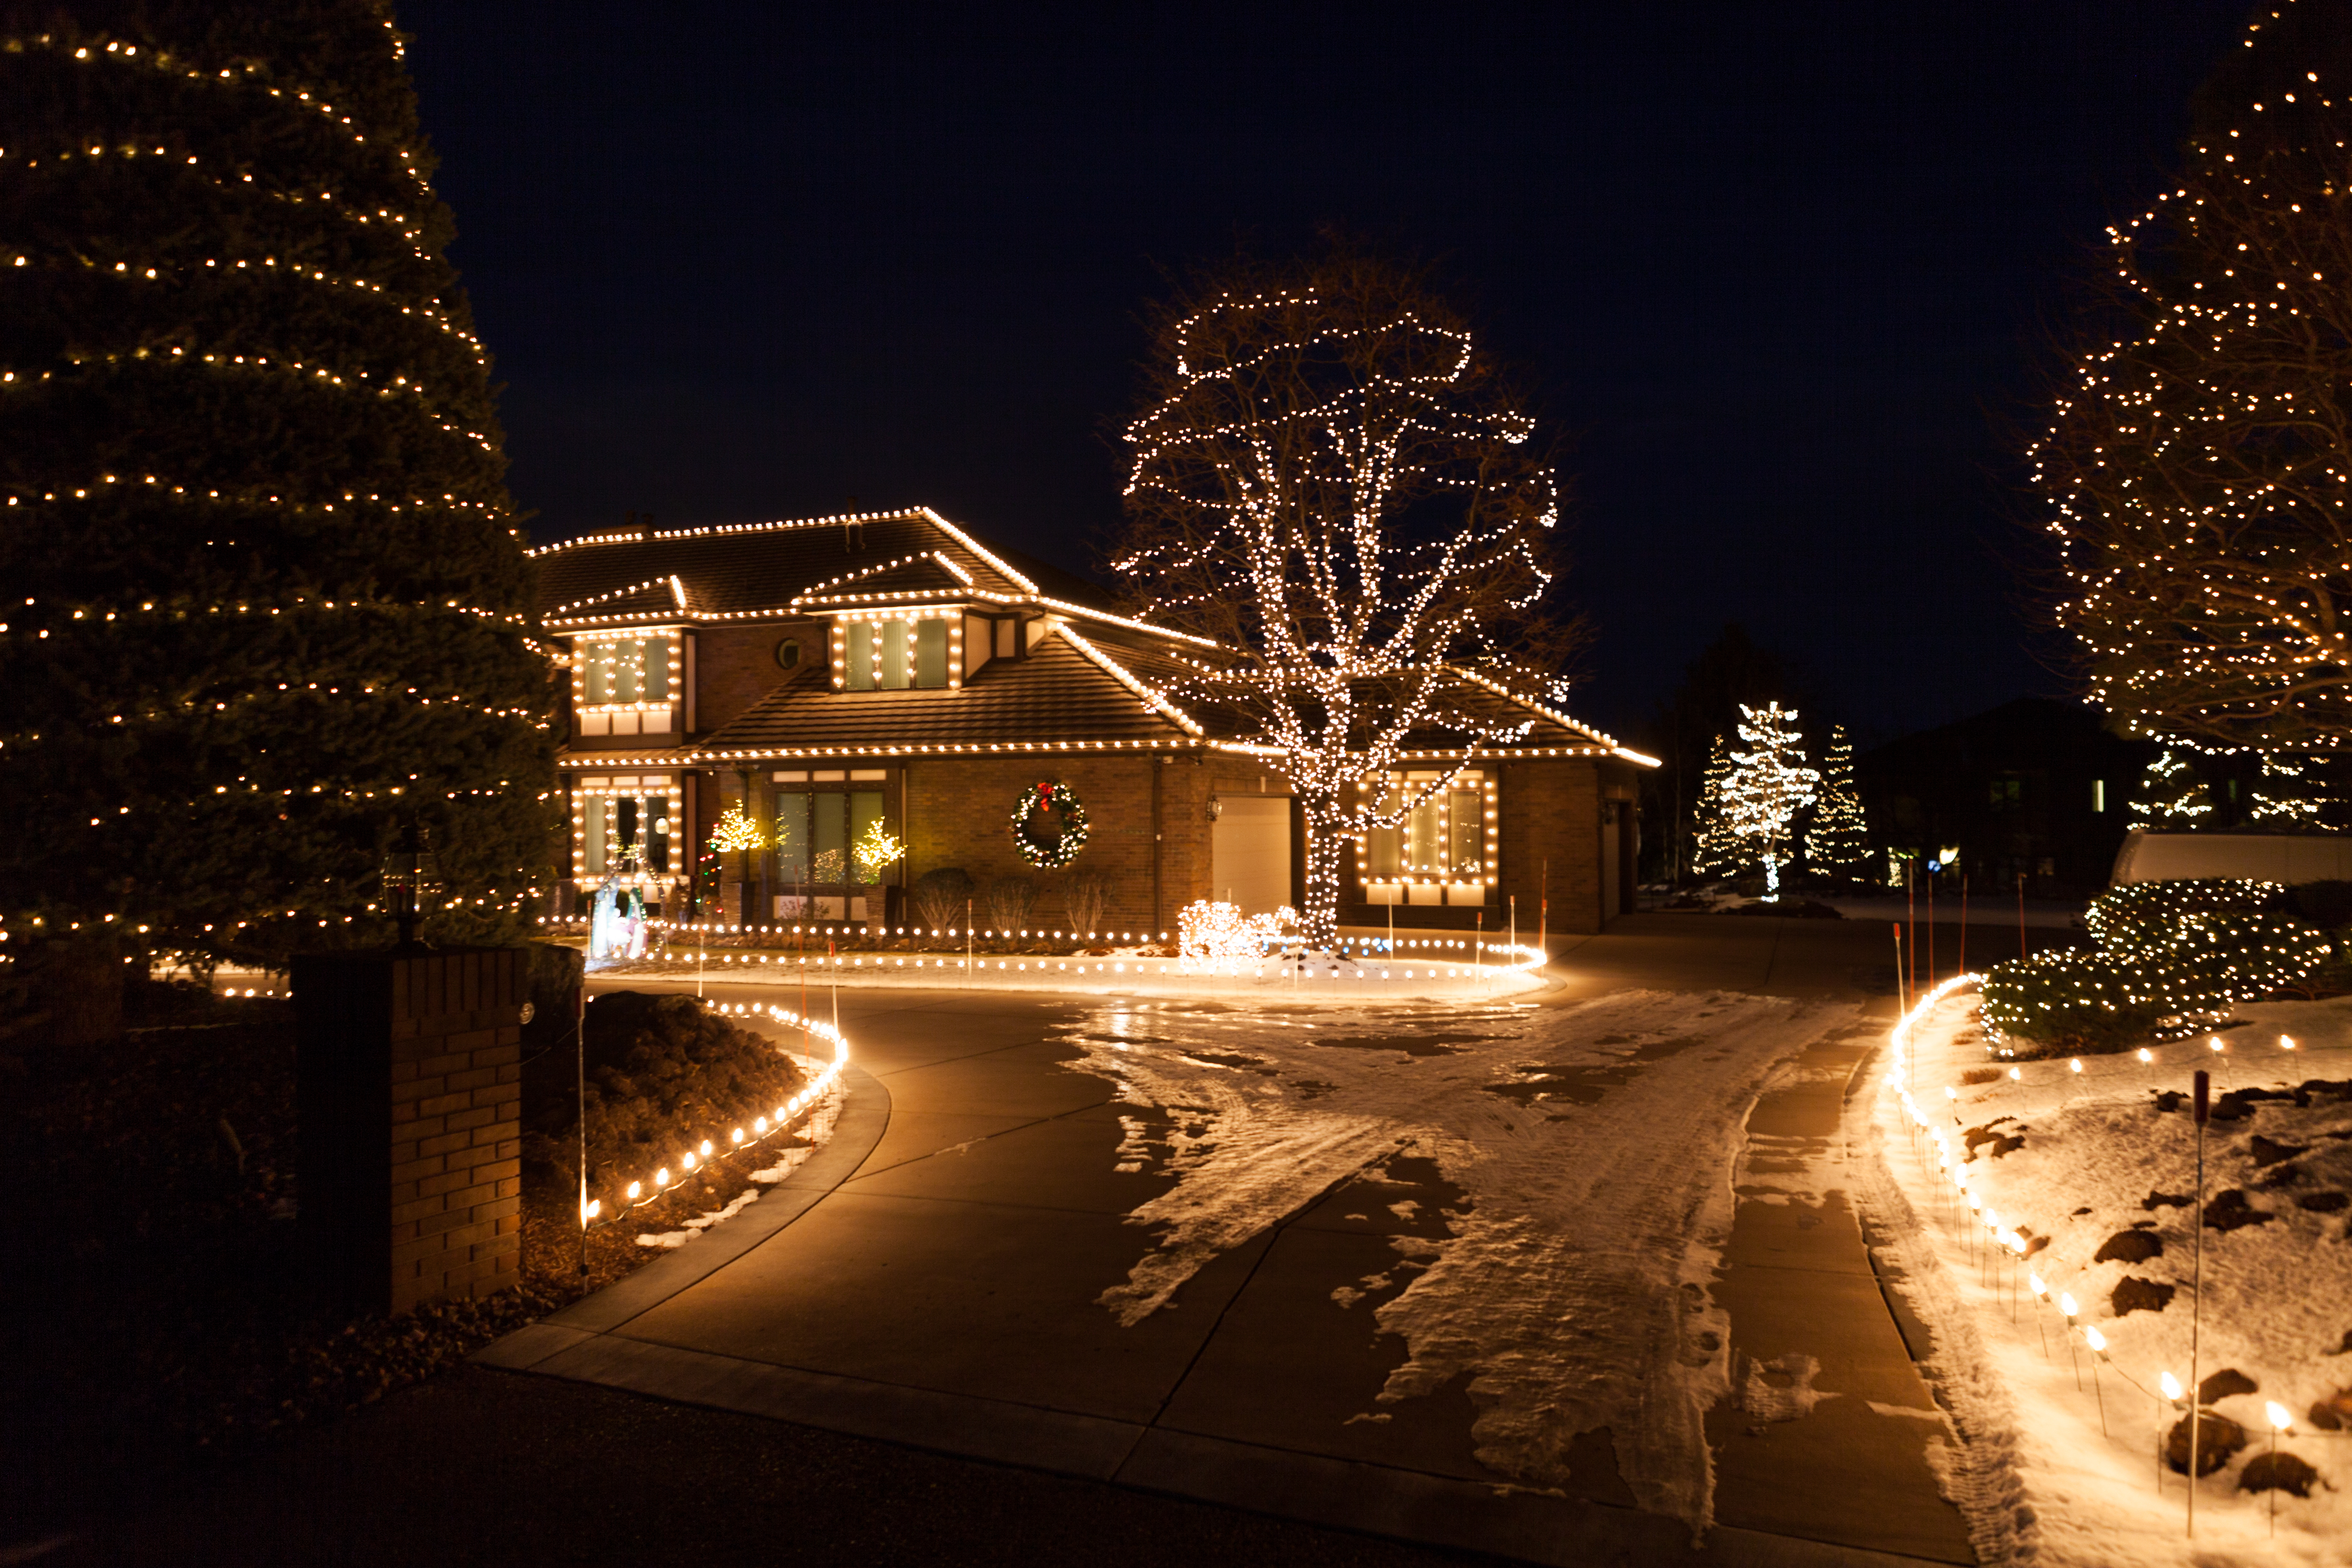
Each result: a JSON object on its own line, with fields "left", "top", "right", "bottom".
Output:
{"left": 1212, "top": 797, "right": 1293, "bottom": 916}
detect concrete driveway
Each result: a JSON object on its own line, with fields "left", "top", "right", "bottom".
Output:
{"left": 482, "top": 914, "right": 1978, "bottom": 1567}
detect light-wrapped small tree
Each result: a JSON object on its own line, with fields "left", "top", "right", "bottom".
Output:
{"left": 1721, "top": 703, "right": 1819, "bottom": 898}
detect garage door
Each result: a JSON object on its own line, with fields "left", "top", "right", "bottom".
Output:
{"left": 1212, "top": 797, "right": 1293, "bottom": 916}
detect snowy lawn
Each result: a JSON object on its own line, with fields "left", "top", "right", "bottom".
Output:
{"left": 1877, "top": 989, "right": 2352, "bottom": 1566}
{"left": 1050, "top": 989, "right": 1859, "bottom": 1540}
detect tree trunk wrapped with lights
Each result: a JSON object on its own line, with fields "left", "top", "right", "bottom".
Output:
{"left": 1112, "top": 241, "right": 1586, "bottom": 947}
{"left": 2031, "top": 3, "right": 2352, "bottom": 760}
{"left": 0, "top": 4, "right": 559, "bottom": 1005}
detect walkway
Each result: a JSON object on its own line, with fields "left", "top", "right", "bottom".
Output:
{"left": 479, "top": 913, "right": 1975, "bottom": 1566}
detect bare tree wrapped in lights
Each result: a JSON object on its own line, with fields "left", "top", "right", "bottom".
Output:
{"left": 1720, "top": 702, "right": 1818, "bottom": 899}
{"left": 1113, "top": 242, "right": 1586, "bottom": 947}
{"left": 1804, "top": 725, "right": 1869, "bottom": 876}
{"left": 2031, "top": 3, "right": 2352, "bottom": 758}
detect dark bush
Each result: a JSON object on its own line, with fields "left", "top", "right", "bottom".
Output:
{"left": 2285, "top": 878, "right": 2352, "bottom": 931}
{"left": 912, "top": 867, "right": 975, "bottom": 931}
{"left": 521, "top": 991, "right": 805, "bottom": 1196}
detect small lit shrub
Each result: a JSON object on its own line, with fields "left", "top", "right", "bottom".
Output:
{"left": 1983, "top": 878, "right": 2327, "bottom": 1056}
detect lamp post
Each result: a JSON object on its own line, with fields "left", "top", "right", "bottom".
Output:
{"left": 381, "top": 818, "right": 439, "bottom": 952}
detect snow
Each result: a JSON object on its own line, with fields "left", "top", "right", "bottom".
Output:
{"left": 1871, "top": 987, "right": 2352, "bottom": 1565}
{"left": 1052, "top": 990, "right": 1859, "bottom": 1540}
{"left": 636, "top": 1051, "right": 847, "bottom": 1249}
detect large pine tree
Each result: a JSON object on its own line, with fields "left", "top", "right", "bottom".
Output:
{"left": 1804, "top": 725, "right": 1869, "bottom": 876}
{"left": 2032, "top": 1, "right": 2352, "bottom": 756}
{"left": 0, "top": 3, "right": 558, "bottom": 1029}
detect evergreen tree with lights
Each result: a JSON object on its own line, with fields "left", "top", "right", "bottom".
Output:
{"left": 1804, "top": 725, "right": 1869, "bottom": 876}
{"left": 1720, "top": 703, "right": 1819, "bottom": 898}
{"left": 0, "top": 4, "right": 558, "bottom": 1034}
{"left": 1688, "top": 735, "right": 1743, "bottom": 879}
{"left": 2032, "top": 2, "right": 2352, "bottom": 758}
{"left": 2128, "top": 748, "right": 2216, "bottom": 830}
{"left": 2248, "top": 753, "right": 2327, "bottom": 827}
{"left": 1112, "top": 239, "right": 1586, "bottom": 948}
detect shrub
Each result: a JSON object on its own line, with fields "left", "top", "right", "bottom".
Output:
{"left": 984, "top": 875, "right": 1036, "bottom": 933}
{"left": 912, "top": 867, "right": 974, "bottom": 932}
{"left": 1983, "top": 877, "right": 2328, "bottom": 1055}
{"left": 521, "top": 991, "right": 805, "bottom": 1194}
{"left": 1981, "top": 950, "right": 2160, "bottom": 1057}
{"left": 1060, "top": 871, "right": 1109, "bottom": 935}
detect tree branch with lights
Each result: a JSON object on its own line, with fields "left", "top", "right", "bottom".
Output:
{"left": 1112, "top": 241, "right": 1586, "bottom": 946}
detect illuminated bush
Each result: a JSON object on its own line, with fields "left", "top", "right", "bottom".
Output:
{"left": 1983, "top": 879, "right": 2327, "bottom": 1056}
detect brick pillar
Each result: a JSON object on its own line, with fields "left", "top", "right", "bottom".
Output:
{"left": 295, "top": 948, "right": 529, "bottom": 1315}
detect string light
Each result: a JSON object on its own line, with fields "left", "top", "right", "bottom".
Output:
{"left": 2032, "top": 5, "right": 2352, "bottom": 759}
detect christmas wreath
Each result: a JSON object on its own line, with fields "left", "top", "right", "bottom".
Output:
{"left": 1011, "top": 781, "right": 1089, "bottom": 869}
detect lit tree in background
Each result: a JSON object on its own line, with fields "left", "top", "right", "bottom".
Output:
{"left": 0, "top": 4, "right": 558, "bottom": 1036}
{"left": 2032, "top": 2, "right": 2352, "bottom": 757}
{"left": 2248, "top": 753, "right": 2327, "bottom": 826}
{"left": 1720, "top": 703, "right": 1818, "bottom": 898}
{"left": 2128, "top": 748, "right": 2215, "bottom": 830}
{"left": 1114, "top": 240, "right": 1585, "bottom": 947}
{"left": 1805, "top": 725, "right": 1869, "bottom": 876}
{"left": 707, "top": 805, "right": 765, "bottom": 923}
{"left": 1688, "top": 735, "right": 1742, "bottom": 879}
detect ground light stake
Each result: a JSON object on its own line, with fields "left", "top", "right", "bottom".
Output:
{"left": 2085, "top": 1325, "right": 2110, "bottom": 1436}
{"left": 1891, "top": 923, "right": 1907, "bottom": 1015}
{"left": 2188, "top": 1067, "right": 2209, "bottom": 1539}
{"left": 2265, "top": 1402, "right": 2292, "bottom": 1537}
{"left": 2060, "top": 1292, "right": 2082, "bottom": 1389}
{"left": 2160, "top": 1372, "right": 2184, "bottom": 1495}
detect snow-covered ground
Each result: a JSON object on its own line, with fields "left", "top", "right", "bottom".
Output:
{"left": 635, "top": 1049, "right": 847, "bottom": 1248}
{"left": 1875, "top": 989, "right": 2352, "bottom": 1565}
{"left": 1051, "top": 990, "right": 1859, "bottom": 1539}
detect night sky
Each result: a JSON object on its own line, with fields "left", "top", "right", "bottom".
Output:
{"left": 399, "top": 0, "right": 2249, "bottom": 745}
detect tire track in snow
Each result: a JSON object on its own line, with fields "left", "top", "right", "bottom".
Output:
{"left": 1056, "top": 990, "right": 1856, "bottom": 1541}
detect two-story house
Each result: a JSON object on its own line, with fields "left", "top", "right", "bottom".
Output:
{"left": 536, "top": 506, "right": 1653, "bottom": 936}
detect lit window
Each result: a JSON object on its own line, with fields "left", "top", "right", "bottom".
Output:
{"left": 840, "top": 619, "right": 950, "bottom": 690}
{"left": 1366, "top": 771, "right": 1486, "bottom": 880}
{"left": 581, "top": 637, "right": 672, "bottom": 704}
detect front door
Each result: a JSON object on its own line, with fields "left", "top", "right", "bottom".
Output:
{"left": 1212, "top": 796, "right": 1293, "bottom": 916}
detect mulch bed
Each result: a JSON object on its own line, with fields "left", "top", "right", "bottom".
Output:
{"left": 0, "top": 979, "right": 815, "bottom": 1527}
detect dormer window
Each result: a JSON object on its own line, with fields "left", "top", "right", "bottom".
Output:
{"left": 580, "top": 635, "right": 673, "bottom": 704}
{"left": 837, "top": 616, "right": 952, "bottom": 690}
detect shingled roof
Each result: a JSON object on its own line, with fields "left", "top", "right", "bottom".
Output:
{"left": 534, "top": 507, "right": 1121, "bottom": 627}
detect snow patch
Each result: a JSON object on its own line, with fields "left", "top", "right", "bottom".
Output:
{"left": 1057, "top": 990, "right": 1852, "bottom": 1541}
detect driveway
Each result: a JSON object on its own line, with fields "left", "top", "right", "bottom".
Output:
{"left": 478, "top": 913, "right": 1976, "bottom": 1567}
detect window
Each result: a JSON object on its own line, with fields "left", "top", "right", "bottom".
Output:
{"left": 771, "top": 784, "right": 886, "bottom": 887}
{"left": 838, "top": 618, "right": 951, "bottom": 690}
{"left": 580, "top": 637, "right": 673, "bottom": 705}
{"left": 776, "top": 637, "right": 801, "bottom": 670}
{"left": 1989, "top": 777, "right": 2022, "bottom": 810}
{"left": 583, "top": 794, "right": 671, "bottom": 875}
{"left": 1363, "top": 771, "right": 1490, "bottom": 882}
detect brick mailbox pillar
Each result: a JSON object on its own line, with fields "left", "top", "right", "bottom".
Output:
{"left": 295, "top": 947, "right": 530, "bottom": 1315}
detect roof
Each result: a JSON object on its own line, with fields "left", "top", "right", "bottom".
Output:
{"left": 536, "top": 505, "right": 1650, "bottom": 768}
{"left": 534, "top": 505, "right": 1122, "bottom": 629}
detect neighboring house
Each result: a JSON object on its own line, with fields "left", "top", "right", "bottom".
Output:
{"left": 1857, "top": 698, "right": 2151, "bottom": 896}
{"left": 536, "top": 506, "right": 1653, "bottom": 935}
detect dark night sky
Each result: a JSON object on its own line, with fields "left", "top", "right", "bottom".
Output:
{"left": 398, "top": 0, "right": 2249, "bottom": 745}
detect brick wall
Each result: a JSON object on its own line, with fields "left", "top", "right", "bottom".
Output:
{"left": 904, "top": 755, "right": 1184, "bottom": 936}
{"left": 692, "top": 621, "right": 824, "bottom": 737}
{"left": 296, "top": 949, "right": 528, "bottom": 1316}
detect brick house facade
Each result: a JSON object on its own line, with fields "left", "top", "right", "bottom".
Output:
{"left": 539, "top": 507, "right": 1651, "bottom": 938}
